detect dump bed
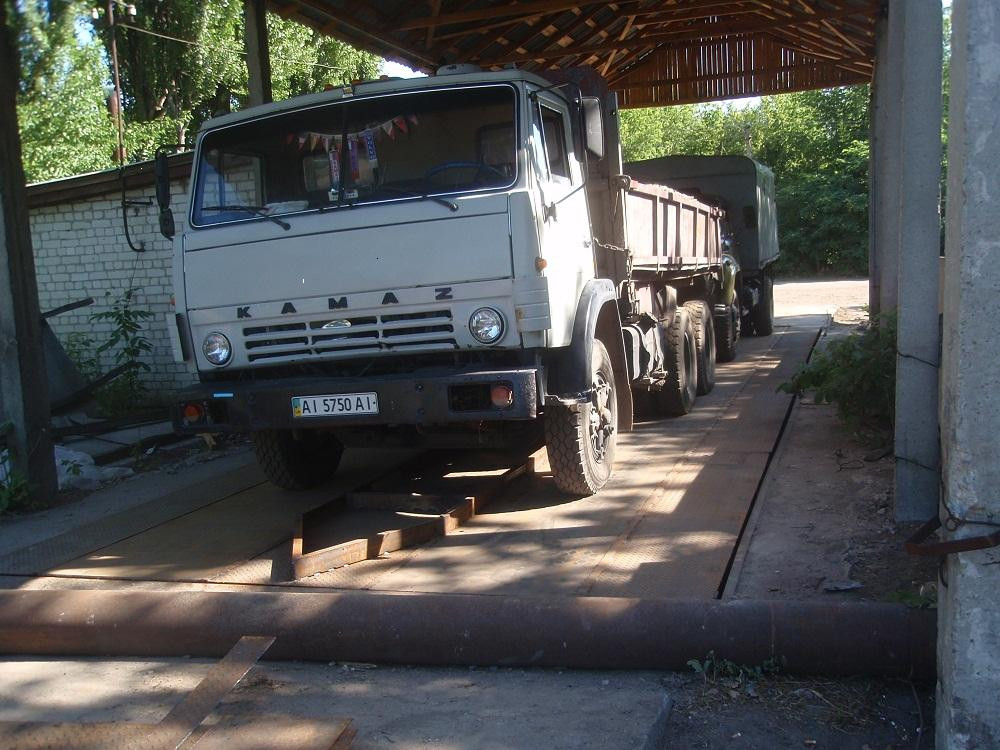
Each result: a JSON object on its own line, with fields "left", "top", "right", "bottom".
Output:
{"left": 623, "top": 178, "right": 723, "bottom": 275}
{"left": 625, "top": 155, "right": 779, "bottom": 272}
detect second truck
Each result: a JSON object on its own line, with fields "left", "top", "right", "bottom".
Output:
{"left": 159, "top": 64, "right": 779, "bottom": 496}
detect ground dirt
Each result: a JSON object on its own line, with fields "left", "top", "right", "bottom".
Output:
{"left": 660, "top": 671, "right": 932, "bottom": 750}
{"left": 680, "top": 278, "right": 937, "bottom": 749}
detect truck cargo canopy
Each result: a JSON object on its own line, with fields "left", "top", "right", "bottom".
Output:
{"left": 267, "top": 0, "right": 878, "bottom": 107}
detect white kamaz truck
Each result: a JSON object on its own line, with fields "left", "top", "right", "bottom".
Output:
{"left": 158, "top": 65, "right": 778, "bottom": 495}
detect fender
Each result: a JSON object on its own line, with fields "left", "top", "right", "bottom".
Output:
{"left": 547, "top": 278, "right": 634, "bottom": 432}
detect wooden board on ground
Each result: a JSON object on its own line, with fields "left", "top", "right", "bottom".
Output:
{"left": 291, "top": 459, "right": 536, "bottom": 579}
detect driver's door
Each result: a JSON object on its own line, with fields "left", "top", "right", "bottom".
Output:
{"left": 530, "top": 92, "right": 594, "bottom": 347}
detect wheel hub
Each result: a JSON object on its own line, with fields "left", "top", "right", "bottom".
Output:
{"left": 589, "top": 374, "right": 615, "bottom": 462}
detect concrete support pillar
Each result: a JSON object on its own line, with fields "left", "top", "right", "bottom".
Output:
{"left": 0, "top": 6, "right": 57, "bottom": 500}
{"left": 893, "top": 0, "right": 942, "bottom": 522}
{"left": 867, "top": 11, "right": 888, "bottom": 316}
{"left": 936, "top": 1, "right": 1000, "bottom": 746}
{"left": 244, "top": 0, "right": 272, "bottom": 107}
{"left": 872, "top": 1, "right": 906, "bottom": 315}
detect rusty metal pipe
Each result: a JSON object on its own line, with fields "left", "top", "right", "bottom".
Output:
{"left": 0, "top": 590, "right": 935, "bottom": 677}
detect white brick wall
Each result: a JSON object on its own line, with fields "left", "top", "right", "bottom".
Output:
{"left": 30, "top": 174, "right": 198, "bottom": 395}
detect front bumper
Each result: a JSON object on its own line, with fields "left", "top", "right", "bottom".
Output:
{"left": 173, "top": 367, "right": 539, "bottom": 433}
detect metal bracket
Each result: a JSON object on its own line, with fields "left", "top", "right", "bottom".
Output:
{"left": 905, "top": 516, "right": 1000, "bottom": 557}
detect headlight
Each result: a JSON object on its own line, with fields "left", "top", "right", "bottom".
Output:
{"left": 203, "top": 332, "right": 232, "bottom": 366}
{"left": 469, "top": 307, "right": 505, "bottom": 344}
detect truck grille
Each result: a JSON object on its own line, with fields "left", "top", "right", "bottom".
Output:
{"left": 243, "top": 309, "right": 456, "bottom": 363}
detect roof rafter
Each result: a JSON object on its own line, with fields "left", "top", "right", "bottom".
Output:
{"left": 476, "top": 4, "right": 874, "bottom": 66}
{"left": 265, "top": 1, "right": 880, "bottom": 108}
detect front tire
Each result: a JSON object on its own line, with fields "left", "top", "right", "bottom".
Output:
{"left": 253, "top": 429, "right": 344, "bottom": 490}
{"left": 715, "top": 303, "right": 739, "bottom": 363}
{"left": 545, "top": 339, "right": 618, "bottom": 496}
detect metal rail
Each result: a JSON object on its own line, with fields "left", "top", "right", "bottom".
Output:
{"left": 291, "top": 453, "right": 537, "bottom": 579}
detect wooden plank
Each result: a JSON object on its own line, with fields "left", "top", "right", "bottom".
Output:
{"left": 157, "top": 635, "right": 276, "bottom": 749}
{"left": 291, "top": 460, "right": 534, "bottom": 579}
{"left": 0, "top": 722, "right": 158, "bottom": 749}
{"left": 187, "top": 715, "right": 354, "bottom": 750}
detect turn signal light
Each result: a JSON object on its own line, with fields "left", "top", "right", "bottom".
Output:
{"left": 491, "top": 384, "right": 514, "bottom": 409}
{"left": 182, "top": 403, "right": 205, "bottom": 424}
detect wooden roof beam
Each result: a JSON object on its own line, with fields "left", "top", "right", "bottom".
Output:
{"left": 463, "top": 6, "right": 573, "bottom": 64}
{"left": 288, "top": 0, "right": 441, "bottom": 68}
{"left": 628, "top": 1, "right": 761, "bottom": 25}
{"left": 755, "top": 0, "right": 870, "bottom": 57}
{"left": 600, "top": 14, "right": 636, "bottom": 77}
{"left": 606, "top": 47, "right": 656, "bottom": 84}
{"left": 395, "top": 0, "right": 640, "bottom": 32}
{"left": 476, "top": 4, "right": 876, "bottom": 65}
{"left": 763, "top": 30, "right": 873, "bottom": 75}
{"left": 425, "top": 0, "right": 442, "bottom": 49}
{"left": 613, "top": 57, "right": 870, "bottom": 90}
{"left": 486, "top": 3, "right": 611, "bottom": 69}
{"left": 617, "top": 70, "right": 870, "bottom": 107}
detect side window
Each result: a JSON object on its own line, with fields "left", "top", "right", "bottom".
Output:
{"left": 200, "top": 150, "right": 264, "bottom": 209}
{"left": 540, "top": 104, "right": 569, "bottom": 181}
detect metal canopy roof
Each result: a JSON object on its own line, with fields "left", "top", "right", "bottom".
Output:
{"left": 269, "top": 0, "right": 879, "bottom": 107}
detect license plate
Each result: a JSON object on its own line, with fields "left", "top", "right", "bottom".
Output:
{"left": 291, "top": 392, "right": 379, "bottom": 418}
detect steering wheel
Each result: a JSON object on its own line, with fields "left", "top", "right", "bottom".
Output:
{"left": 423, "top": 161, "right": 505, "bottom": 185}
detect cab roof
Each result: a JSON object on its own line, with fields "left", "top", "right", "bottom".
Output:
{"left": 199, "top": 68, "right": 553, "bottom": 134}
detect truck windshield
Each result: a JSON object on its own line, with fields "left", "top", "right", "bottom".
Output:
{"left": 191, "top": 84, "right": 517, "bottom": 227}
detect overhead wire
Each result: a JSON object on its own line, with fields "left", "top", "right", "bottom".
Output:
{"left": 117, "top": 22, "right": 350, "bottom": 72}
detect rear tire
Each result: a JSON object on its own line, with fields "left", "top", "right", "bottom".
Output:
{"left": 253, "top": 429, "right": 344, "bottom": 490}
{"left": 656, "top": 307, "right": 698, "bottom": 416}
{"left": 545, "top": 340, "right": 618, "bottom": 496}
{"left": 715, "top": 303, "right": 739, "bottom": 363}
{"left": 684, "top": 300, "right": 716, "bottom": 396}
{"left": 751, "top": 273, "right": 774, "bottom": 336}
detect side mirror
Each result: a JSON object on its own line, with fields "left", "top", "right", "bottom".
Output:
{"left": 154, "top": 150, "right": 171, "bottom": 209}
{"left": 581, "top": 97, "right": 605, "bottom": 160}
{"left": 158, "top": 208, "right": 175, "bottom": 239}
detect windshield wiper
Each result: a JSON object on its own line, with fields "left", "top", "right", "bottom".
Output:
{"left": 201, "top": 205, "right": 291, "bottom": 230}
{"left": 378, "top": 186, "right": 459, "bottom": 212}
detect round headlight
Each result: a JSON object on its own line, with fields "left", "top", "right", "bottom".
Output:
{"left": 469, "top": 307, "right": 505, "bottom": 344}
{"left": 203, "top": 332, "right": 232, "bottom": 366}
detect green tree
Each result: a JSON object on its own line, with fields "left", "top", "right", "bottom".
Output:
{"left": 92, "top": 1, "right": 381, "bottom": 154}
{"left": 9, "top": 0, "right": 117, "bottom": 181}
{"left": 17, "top": 39, "right": 117, "bottom": 182}
{"left": 8, "top": 0, "right": 81, "bottom": 97}
{"left": 13, "top": 0, "right": 384, "bottom": 181}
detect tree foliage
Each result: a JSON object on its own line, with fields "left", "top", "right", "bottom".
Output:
{"left": 621, "top": 85, "right": 872, "bottom": 276}
{"left": 11, "top": 0, "right": 381, "bottom": 180}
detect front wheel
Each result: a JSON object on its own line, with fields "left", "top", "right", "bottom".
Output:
{"left": 715, "top": 303, "right": 739, "bottom": 363}
{"left": 545, "top": 339, "right": 618, "bottom": 496}
{"left": 253, "top": 429, "right": 344, "bottom": 490}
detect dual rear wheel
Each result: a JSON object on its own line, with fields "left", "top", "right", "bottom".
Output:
{"left": 654, "top": 299, "right": 717, "bottom": 418}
